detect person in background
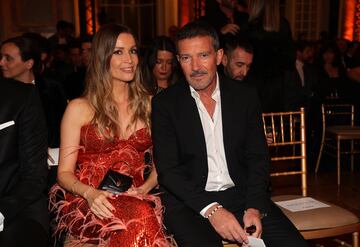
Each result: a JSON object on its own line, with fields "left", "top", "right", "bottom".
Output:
{"left": 168, "top": 25, "right": 180, "bottom": 43}
{"left": 283, "top": 40, "right": 322, "bottom": 170}
{"left": 240, "top": 0, "right": 295, "bottom": 112}
{"left": 283, "top": 41, "right": 320, "bottom": 111}
{"left": 80, "top": 35, "right": 93, "bottom": 67}
{"left": 48, "top": 20, "right": 75, "bottom": 50}
{"left": 49, "top": 23, "right": 173, "bottom": 246}
{"left": 0, "top": 36, "right": 41, "bottom": 84}
{"left": 22, "top": 32, "right": 53, "bottom": 71}
{"left": 143, "top": 35, "right": 180, "bottom": 94}
{"left": 202, "top": 0, "right": 248, "bottom": 36}
{"left": 0, "top": 36, "right": 67, "bottom": 148}
{"left": 221, "top": 35, "right": 277, "bottom": 145}
{"left": 68, "top": 40, "right": 83, "bottom": 72}
{"left": 152, "top": 20, "right": 308, "bottom": 247}
{"left": 0, "top": 77, "right": 48, "bottom": 247}
{"left": 63, "top": 35, "right": 93, "bottom": 100}
{"left": 316, "top": 42, "right": 347, "bottom": 101}
{"left": 221, "top": 34, "right": 253, "bottom": 82}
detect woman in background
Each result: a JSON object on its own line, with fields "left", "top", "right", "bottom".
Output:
{"left": 49, "top": 24, "right": 172, "bottom": 246}
{"left": 240, "top": 0, "right": 295, "bottom": 112}
{"left": 317, "top": 43, "right": 347, "bottom": 101}
{"left": 143, "top": 35, "right": 180, "bottom": 94}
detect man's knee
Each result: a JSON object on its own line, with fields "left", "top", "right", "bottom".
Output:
{"left": 164, "top": 207, "right": 223, "bottom": 247}
{"left": 261, "top": 203, "right": 309, "bottom": 247}
{"left": 0, "top": 218, "right": 48, "bottom": 247}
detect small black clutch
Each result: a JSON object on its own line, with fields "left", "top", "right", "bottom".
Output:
{"left": 98, "top": 170, "right": 133, "bottom": 194}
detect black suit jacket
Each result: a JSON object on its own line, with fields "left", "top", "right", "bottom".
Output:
{"left": 152, "top": 75, "right": 270, "bottom": 214}
{"left": 283, "top": 63, "right": 320, "bottom": 111}
{"left": 0, "top": 78, "right": 48, "bottom": 230}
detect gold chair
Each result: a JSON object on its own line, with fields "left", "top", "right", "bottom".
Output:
{"left": 315, "top": 104, "right": 360, "bottom": 185}
{"left": 263, "top": 108, "right": 360, "bottom": 247}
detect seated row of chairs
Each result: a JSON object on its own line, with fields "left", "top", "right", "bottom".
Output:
{"left": 224, "top": 106, "right": 360, "bottom": 247}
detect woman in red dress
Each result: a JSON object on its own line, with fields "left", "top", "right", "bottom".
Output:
{"left": 49, "top": 24, "right": 173, "bottom": 247}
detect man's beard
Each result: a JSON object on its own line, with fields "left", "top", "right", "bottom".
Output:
{"left": 225, "top": 67, "right": 244, "bottom": 81}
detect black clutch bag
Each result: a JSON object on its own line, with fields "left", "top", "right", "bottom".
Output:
{"left": 98, "top": 170, "right": 133, "bottom": 194}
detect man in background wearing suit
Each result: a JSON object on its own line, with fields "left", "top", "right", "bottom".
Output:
{"left": 283, "top": 41, "right": 320, "bottom": 112}
{"left": 152, "top": 21, "right": 308, "bottom": 247}
{"left": 283, "top": 41, "right": 321, "bottom": 169}
{"left": 0, "top": 78, "right": 49, "bottom": 246}
{"left": 221, "top": 34, "right": 253, "bottom": 82}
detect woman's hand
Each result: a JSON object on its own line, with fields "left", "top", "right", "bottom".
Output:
{"left": 127, "top": 165, "right": 158, "bottom": 196}
{"left": 83, "top": 188, "right": 115, "bottom": 219}
{"left": 126, "top": 185, "right": 150, "bottom": 196}
{"left": 220, "top": 23, "right": 240, "bottom": 35}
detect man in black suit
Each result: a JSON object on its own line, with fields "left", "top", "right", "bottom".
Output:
{"left": 152, "top": 21, "right": 308, "bottom": 247}
{"left": 283, "top": 41, "right": 320, "bottom": 112}
{"left": 0, "top": 78, "right": 49, "bottom": 246}
{"left": 283, "top": 41, "right": 322, "bottom": 170}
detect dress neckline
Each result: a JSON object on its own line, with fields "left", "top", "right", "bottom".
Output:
{"left": 81, "top": 124, "right": 148, "bottom": 141}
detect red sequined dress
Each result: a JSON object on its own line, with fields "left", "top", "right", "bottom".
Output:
{"left": 49, "top": 124, "right": 173, "bottom": 246}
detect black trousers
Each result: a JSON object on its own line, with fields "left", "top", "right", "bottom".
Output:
{"left": 162, "top": 189, "right": 309, "bottom": 247}
{"left": 0, "top": 218, "right": 48, "bottom": 247}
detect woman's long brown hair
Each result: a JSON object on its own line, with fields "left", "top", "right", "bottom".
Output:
{"left": 84, "top": 23, "right": 151, "bottom": 139}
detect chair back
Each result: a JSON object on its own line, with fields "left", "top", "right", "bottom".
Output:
{"left": 322, "top": 104, "right": 355, "bottom": 128}
{"left": 262, "top": 108, "right": 307, "bottom": 197}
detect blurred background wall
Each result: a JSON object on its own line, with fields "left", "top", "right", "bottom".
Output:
{"left": 0, "top": 0, "right": 358, "bottom": 43}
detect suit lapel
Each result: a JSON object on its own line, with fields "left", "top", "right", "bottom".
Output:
{"left": 219, "top": 76, "right": 234, "bottom": 168}
{"left": 178, "top": 82, "right": 208, "bottom": 163}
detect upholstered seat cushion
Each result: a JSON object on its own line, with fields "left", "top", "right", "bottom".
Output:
{"left": 272, "top": 195, "right": 359, "bottom": 231}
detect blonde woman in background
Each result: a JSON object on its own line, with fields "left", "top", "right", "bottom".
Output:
{"left": 241, "top": 0, "right": 296, "bottom": 113}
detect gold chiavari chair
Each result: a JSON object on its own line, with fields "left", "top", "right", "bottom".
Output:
{"left": 315, "top": 104, "right": 360, "bottom": 185}
{"left": 262, "top": 108, "right": 360, "bottom": 247}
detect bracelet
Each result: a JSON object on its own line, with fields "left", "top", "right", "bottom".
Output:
{"left": 206, "top": 205, "right": 223, "bottom": 219}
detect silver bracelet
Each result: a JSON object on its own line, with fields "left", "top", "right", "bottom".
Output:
{"left": 206, "top": 205, "right": 223, "bottom": 219}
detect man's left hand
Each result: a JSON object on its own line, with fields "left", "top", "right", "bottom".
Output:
{"left": 243, "top": 208, "right": 263, "bottom": 238}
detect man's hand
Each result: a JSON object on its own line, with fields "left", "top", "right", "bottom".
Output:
{"left": 220, "top": 24, "right": 240, "bottom": 35}
{"left": 243, "top": 208, "right": 263, "bottom": 238}
{"left": 206, "top": 205, "right": 248, "bottom": 244}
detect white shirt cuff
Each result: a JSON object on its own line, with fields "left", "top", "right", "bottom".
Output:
{"left": 0, "top": 211, "right": 4, "bottom": 232}
{"left": 200, "top": 202, "right": 219, "bottom": 218}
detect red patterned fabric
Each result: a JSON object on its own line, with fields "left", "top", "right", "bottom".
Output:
{"left": 49, "top": 125, "right": 173, "bottom": 246}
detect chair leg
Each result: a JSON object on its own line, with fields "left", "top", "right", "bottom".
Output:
{"left": 337, "top": 139, "right": 341, "bottom": 186}
{"left": 351, "top": 140, "right": 354, "bottom": 172}
{"left": 315, "top": 136, "right": 325, "bottom": 173}
{"left": 353, "top": 231, "right": 359, "bottom": 247}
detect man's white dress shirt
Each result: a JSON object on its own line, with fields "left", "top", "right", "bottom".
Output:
{"left": 0, "top": 212, "right": 4, "bottom": 231}
{"left": 190, "top": 74, "right": 235, "bottom": 217}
